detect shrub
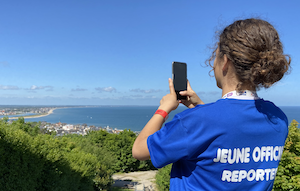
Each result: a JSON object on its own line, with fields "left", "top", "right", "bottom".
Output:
{"left": 86, "top": 129, "right": 155, "bottom": 173}
{"left": 273, "top": 120, "right": 300, "bottom": 191}
{"left": 0, "top": 118, "right": 114, "bottom": 191}
{"left": 155, "top": 164, "right": 172, "bottom": 191}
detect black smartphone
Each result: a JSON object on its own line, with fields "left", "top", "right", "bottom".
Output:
{"left": 172, "top": 61, "right": 187, "bottom": 100}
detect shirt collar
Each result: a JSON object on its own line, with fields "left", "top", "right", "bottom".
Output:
{"left": 222, "top": 90, "right": 259, "bottom": 100}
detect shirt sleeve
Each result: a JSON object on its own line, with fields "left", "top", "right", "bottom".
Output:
{"left": 147, "top": 115, "right": 188, "bottom": 168}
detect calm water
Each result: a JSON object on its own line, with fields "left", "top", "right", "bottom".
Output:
{"left": 22, "top": 106, "right": 187, "bottom": 131}
{"left": 280, "top": 106, "right": 300, "bottom": 124}
{"left": 7, "top": 105, "right": 300, "bottom": 132}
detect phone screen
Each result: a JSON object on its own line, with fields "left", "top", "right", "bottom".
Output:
{"left": 172, "top": 62, "right": 187, "bottom": 100}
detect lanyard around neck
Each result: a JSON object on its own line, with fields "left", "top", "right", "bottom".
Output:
{"left": 222, "top": 90, "right": 259, "bottom": 100}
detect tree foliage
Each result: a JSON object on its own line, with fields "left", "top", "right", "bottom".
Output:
{"left": 0, "top": 118, "right": 113, "bottom": 191}
{"left": 0, "top": 117, "right": 156, "bottom": 190}
{"left": 156, "top": 164, "right": 172, "bottom": 191}
{"left": 273, "top": 120, "right": 300, "bottom": 191}
{"left": 86, "top": 129, "right": 155, "bottom": 173}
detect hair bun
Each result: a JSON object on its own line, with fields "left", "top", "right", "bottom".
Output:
{"left": 251, "top": 50, "right": 290, "bottom": 88}
{"left": 259, "top": 50, "right": 277, "bottom": 61}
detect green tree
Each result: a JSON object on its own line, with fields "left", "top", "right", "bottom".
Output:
{"left": 0, "top": 118, "right": 114, "bottom": 191}
{"left": 273, "top": 120, "right": 300, "bottom": 191}
{"left": 12, "top": 117, "right": 40, "bottom": 136}
{"left": 86, "top": 129, "right": 155, "bottom": 173}
{"left": 156, "top": 164, "right": 172, "bottom": 191}
{"left": 87, "top": 129, "right": 140, "bottom": 172}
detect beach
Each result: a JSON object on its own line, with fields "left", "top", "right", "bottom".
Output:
{"left": 9, "top": 108, "right": 56, "bottom": 120}
{"left": 6, "top": 106, "right": 300, "bottom": 132}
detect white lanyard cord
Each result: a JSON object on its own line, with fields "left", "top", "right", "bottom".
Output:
{"left": 222, "top": 90, "right": 260, "bottom": 100}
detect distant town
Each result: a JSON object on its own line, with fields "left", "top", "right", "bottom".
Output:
{"left": 0, "top": 106, "right": 128, "bottom": 136}
{"left": 0, "top": 106, "right": 55, "bottom": 116}
{"left": 38, "top": 121, "right": 123, "bottom": 136}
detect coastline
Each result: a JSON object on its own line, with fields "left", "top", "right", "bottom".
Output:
{"left": 9, "top": 108, "right": 56, "bottom": 120}
{"left": 5, "top": 106, "right": 299, "bottom": 132}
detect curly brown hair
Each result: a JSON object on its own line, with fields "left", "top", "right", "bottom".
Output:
{"left": 206, "top": 18, "right": 291, "bottom": 91}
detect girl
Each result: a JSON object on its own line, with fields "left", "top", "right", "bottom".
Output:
{"left": 132, "top": 18, "right": 291, "bottom": 190}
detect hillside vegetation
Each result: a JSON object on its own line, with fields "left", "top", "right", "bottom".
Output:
{"left": 0, "top": 117, "right": 155, "bottom": 191}
{"left": 1, "top": 117, "right": 299, "bottom": 190}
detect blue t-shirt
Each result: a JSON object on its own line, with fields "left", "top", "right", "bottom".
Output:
{"left": 147, "top": 99, "right": 288, "bottom": 191}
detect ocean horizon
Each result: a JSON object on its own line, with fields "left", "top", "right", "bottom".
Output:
{"left": 4, "top": 105, "right": 300, "bottom": 132}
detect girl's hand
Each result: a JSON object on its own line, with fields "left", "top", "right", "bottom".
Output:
{"left": 179, "top": 80, "right": 204, "bottom": 108}
{"left": 158, "top": 78, "right": 179, "bottom": 113}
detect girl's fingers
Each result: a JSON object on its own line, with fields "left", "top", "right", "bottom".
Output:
{"left": 169, "top": 78, "right": 176, "bottom": 95}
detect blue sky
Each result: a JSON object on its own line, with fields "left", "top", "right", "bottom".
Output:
{"left": 0, "top": 0, "right": 299, "bottom": 106}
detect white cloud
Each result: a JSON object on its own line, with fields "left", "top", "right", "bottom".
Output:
{"left": 196, "top": 91, "right": 220, "bottom": 95}
{"left": 71, "top": 88, "right": 88, "bottom": 91}
{"left": 95, "top": 87, "right": 117, "bottom": 93}
{"left": 0, "top": 85, "right": 20, "bottom": 90}
{"left": 130, "top": 88, "right": 162, "bottom": 94}
{"left": 29, "top": 85, "right": 53, "bottom": 91}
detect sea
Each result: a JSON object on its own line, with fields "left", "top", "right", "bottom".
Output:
{"left": 6, "top": 105, "right": 300, "bottom": 132}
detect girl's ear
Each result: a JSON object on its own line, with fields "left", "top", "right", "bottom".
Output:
{"left": 222, "top": 54, "right": 229, "bottom": 72}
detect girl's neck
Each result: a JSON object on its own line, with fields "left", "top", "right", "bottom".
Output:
{"left": 221, "top": 85, "right": 256, "bottom": 98}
